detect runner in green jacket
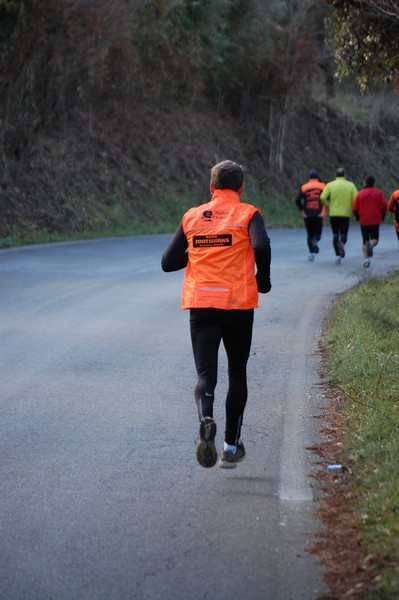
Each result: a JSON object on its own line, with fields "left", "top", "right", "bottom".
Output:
{"left": 321, "top": 168, "right": 358, "bottom": 264}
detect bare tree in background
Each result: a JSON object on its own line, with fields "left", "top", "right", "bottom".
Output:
{"left": 255, "top": 0, "right": 329, "bottom": 172}
{"left": 366, "top": 0, "right": 399, "bottom": 19}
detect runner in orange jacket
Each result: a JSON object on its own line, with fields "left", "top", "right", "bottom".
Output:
{"left": 162, "top": 160, "right": 271, "bottom": 469}
{"left": 295, "top": 169, "right": 326, "bottom": 261}
{"left": 387, "top": 188, "right": 399, "bottom": 249}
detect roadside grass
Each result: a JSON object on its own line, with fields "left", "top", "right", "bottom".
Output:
{"left": 0, "top": 185, "right": 301, "bottom": 248}
{"left": 246, "top": 181, "right": 303, "bottom": 229}
{"left": 325, "top": 270, "right": 399, "bottom": 597}
{"left": 0, "top": 189, "right": 194, "bottom": 248}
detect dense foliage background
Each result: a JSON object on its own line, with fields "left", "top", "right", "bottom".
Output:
{"left": 0, "top": 0, "right": 398, "bottom": 239}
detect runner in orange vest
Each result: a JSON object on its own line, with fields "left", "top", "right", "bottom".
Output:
{"left": 387, "top": 188, "right": 399, "bottom": 249}
{"left": 162, "top": 160, "right": 271, "bottom": 469}
{"left": 295, "top": 169, "right": 326, "bottom": 261}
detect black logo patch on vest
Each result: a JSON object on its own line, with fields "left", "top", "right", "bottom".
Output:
{"left": 193, "top": 234, "right": 232, "bottom": 247}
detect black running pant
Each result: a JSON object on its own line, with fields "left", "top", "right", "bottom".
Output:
{"left": 330, "top": 216, "right": 350, "bottom": 255}
{"left": 190, "top": 308, "right": 254, "bottom": 446}
{"left": 304, "top": 217, "right": 322, "bottom": 252}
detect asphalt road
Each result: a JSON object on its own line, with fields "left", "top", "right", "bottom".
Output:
{"left": 1, "top": 225, "right": 398, "bottom": 600}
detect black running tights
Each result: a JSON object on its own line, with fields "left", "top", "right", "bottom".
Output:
{"left": 189, "top": 308, "right": 254, "bottom": 446}
{"left": 304, "top": 217, "right": 322, "bottom": 252}
{"left": 330, "top": 216, "right": 350, "bottom": 254}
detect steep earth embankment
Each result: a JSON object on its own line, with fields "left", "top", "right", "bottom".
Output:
{"left": 2, "top": 96, "right": 398, "bottom": 237}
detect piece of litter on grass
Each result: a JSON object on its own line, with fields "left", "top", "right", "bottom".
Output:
{"left": 327, "top": 464, "right": 352, "bottom": 474}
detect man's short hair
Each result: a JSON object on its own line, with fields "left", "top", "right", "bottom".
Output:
{"left": 336, "top": 167, "right": 346, "bottom": 177}
{"left": 364, "top": 175, "right": 375, "bottom": 187}
{"left": 210, "top": 160, "right": 244, "bottom": 191}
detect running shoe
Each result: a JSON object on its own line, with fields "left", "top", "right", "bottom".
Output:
{"left": 196, "top": 417, "right": 217, "bottom": 468}
{"left": 363, "top": 259, "right": 370, "bottom": 268}
{"left": 312, "top": 239, "right": 319, "bottom": 254}
{"left": 335, "top": 256, "right": 341, "bottom": 265}
{"left": 337, "top": 240, "right": 345, "bottom": 258}
{"left": 308, "top": 253, "right": 315, "bottom": 261}
{"left": 218, "top": 442, "right": 246, "bottom": 469}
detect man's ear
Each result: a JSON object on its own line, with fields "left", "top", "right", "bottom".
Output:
{"left": 238, "top": 185, "right": 244, "bottom": 194}
{"left": 210, "top": 184, "right": 215, "bottom": 193}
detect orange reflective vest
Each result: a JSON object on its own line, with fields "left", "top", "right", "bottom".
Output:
{"left": 181, "top": 189, "right": 259, "bottom": 310}
{"left": 301, "top": 179, "right": 326, "bottom": 217}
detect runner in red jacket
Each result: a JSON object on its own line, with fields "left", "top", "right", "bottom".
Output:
{"left": 352, "top": 175, "right": 387, "bottom": 267}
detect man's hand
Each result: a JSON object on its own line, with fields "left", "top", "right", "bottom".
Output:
{"left": 256, "top": 273, "right": 271, "bottom": 293}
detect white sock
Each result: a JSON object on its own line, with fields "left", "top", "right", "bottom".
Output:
{"left": 224, "top": 442, "right": 237, "bottom": 453}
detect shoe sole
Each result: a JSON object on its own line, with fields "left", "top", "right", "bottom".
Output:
{"left": 218, "top": 456, "right": 245, "bottom": 469}
{"left": 218, "top": 447, "right": 246, "bottom": 469}
{"left": 219, "top": 461, "right": 237, "bottom": 469}
{"left": 196, "top": 418, "right": 217, "bottom": 468}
